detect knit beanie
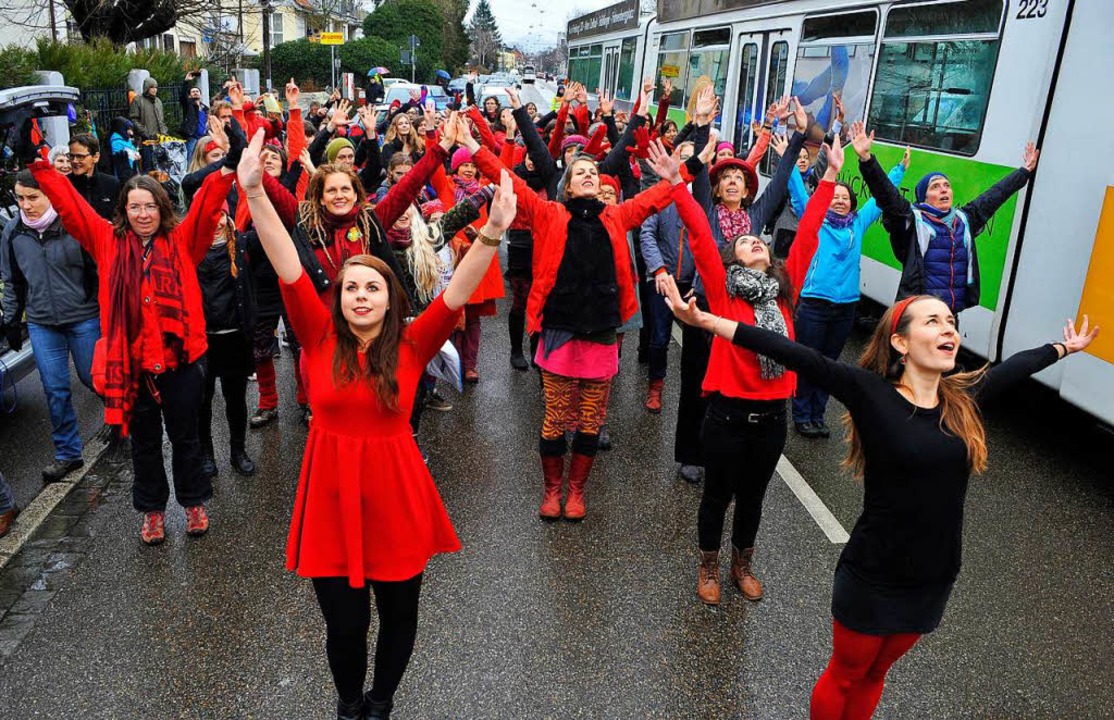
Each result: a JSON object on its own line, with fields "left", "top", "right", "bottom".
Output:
{"left": 561, "top": 135, "right": 589, "bottom": 152}
{"left": 915, "top": 172, "right": 948, "bottom": 204}
{"left": 716, "top": 141, "right": 735, "bottom": 154}
{"left": 451, "top": 147, "right": 474, "bottom": 173}
{"left": 599, "top": 174, "right": 621, "bottom": 195}
{"left": 326, "top": 137, "right": 355, "bottom": 163}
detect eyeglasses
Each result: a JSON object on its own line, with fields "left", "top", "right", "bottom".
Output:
{"left": 126, "top": 204, "right": 159, "bottom": 215}
{"left": 67, "top": 152, "right": 91, "bottom": 160}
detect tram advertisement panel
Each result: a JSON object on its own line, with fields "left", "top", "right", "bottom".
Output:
{"left": 791, "top": 43, "right": 874, "bottom": 151}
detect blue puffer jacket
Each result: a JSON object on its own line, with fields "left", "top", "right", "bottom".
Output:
{"left": 918, "top": 210, "right": 971, "bottom": 312}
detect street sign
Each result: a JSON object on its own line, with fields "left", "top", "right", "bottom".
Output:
{"left": 320, "top": 32, "right": 344, "bottom": 45}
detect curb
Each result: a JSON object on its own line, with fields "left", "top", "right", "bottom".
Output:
{"left": 0, "top": 436, "right": 111, "bottom": 572}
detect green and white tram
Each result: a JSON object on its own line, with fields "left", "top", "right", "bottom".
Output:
{"left": 566, "top": 0, "right": 1114, "bottom": 425}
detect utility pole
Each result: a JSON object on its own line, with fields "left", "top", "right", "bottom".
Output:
{"left": 48, "top": 0, "right": 57, "bottom": 40}
{"left": 261, "top": 0, "right": 273, "bottom": 91}
{"left": 409, "top": 34, "right": 419, "bottom": 83}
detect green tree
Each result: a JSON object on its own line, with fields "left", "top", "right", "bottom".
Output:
{"left": 469, "top": 0, "right": 502, "bottom": 69}
{"left": 271, "top": 37, "right": 399, "bottom": 90}
{"left": 363, "top": 0, "right": 446, "bottom": 81}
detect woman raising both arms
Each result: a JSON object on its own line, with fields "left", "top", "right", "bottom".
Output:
{"left": 238, "top": 117, "right": 518, "bottom": 720}
{"left": 659, "top": 272, "right": 1098, "bottom": 719}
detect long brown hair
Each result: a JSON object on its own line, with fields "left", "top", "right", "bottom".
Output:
{"left": 215, "top": 212, "right": 238, "bottom": 278}
{"left": 112, "top": 175, "right": 179, "bottom": 238}
{"left": 330, "top": 254, "right": 412, "bottom": 411}
{"left": 843, "top": 296, "right": 989, "bottom": 477}
{"left": 299, "top": 165, "right": 379, "bottom": 261}
{"left": 718, "top": 236, "right": 797, "bottom": 311}
{"left": 384, "top": 112, "right": 426, "bottom": 155}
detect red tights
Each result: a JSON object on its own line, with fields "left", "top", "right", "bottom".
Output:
{"left": 811, "top": 619, "right": 921, "bottom": 720}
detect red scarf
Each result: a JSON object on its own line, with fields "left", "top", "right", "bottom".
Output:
{"left": 316, "top": 206, "right": 365, "bottom": 271}
{"left": 103, "top": 232, "right": 187, "bottom": 434}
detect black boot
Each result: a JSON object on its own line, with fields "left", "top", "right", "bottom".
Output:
{"left": 230, "top": 446, "right": 256, "bottom": 477}
{"left": 364, "top": 694, "right": 393, "bottom": 719}
{"left": 199, "top": 438, "right": 217, "bottom": 480}
{"left": 508, "top": 310, "right": 529, "bottom": 370}
{"left": 336, "top": 696, "right": 364, "bottom": 720}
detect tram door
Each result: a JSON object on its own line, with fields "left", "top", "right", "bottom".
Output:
{"left": 602, "top": 45, "right": 621, "bottom": 94}
{"left": 732, "top": 29, "right": 792, "bottom": 161}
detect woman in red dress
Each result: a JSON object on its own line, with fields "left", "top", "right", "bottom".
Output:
{"left": 238, "top": 116, "right": 517, "bottom": 720}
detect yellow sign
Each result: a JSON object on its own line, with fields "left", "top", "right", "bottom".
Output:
{"left": 320, "top": 32, "right": 344, "bottom": 45}
{"left": 661, "top": 64, "right": 680, "bottom": 78}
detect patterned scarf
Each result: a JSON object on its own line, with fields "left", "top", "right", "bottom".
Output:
{"left": 724, "top": 264, "right": 787, "bottom": 379}
{"left": 825, "top": 210, "right": 856, "bottom": 230}
{"left": 716, "top": 203, "right": 751, "bottom": 241}
{"left": 452, "top": 174, "right": 482, "bottom": 202}
{"left": 103, "top": 233, "right": 187, "bottom": 433}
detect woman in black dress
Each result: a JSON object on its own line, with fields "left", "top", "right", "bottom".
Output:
{"left": 659, "top": 270, "right": 1098, "bottom": 719}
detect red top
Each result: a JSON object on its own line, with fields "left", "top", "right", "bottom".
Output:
{"left": 281, "top": 270, "right": 463, "bottom": 587}
{"left": 472, "top": 147, "right": 674, "bottom": 334}
{"left": 29, "top": 161, "right": 234, "bottom": 376}
{"left": 677, "top": 180, "right": 831, "bottom": 400}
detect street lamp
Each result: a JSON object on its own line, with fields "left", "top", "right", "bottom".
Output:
{"left": 261, "top": 0, "right": 273, "bottom": 91}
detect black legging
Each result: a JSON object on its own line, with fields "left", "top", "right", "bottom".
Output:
{"left": 697, "top": 395, "right": 787, "bottom": 552}
{"left": 312, "top": 573, "right": 423, "bottom": 705}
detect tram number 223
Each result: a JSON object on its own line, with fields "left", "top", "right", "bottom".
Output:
{"left": 1016, "top": 0, "right": 1047, "bottom": 19}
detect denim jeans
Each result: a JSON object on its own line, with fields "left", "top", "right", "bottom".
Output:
{"left": 646, "top": 279, "right": 690, "bottom": 381}
{"left": 791, "top": 297, "right": 856, "bottom": 425}
{"left": 0, "top": 471, "right": 13, "bottom": 514}
{"left": 27, "top": 318, "right": 100, "bottom": 461}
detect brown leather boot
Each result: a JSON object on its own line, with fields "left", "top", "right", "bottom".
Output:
{"left": 644, "top": 379, "right": 664, "bottom": 414}
{"left": 731, "top": 546, "right": 764, "bottom": 601}
{"left": 697, "top": 550, "right": 721, "bottom": 605}
{"left": 563, "top": 453, "right": 594, "bottom": 521}
{"left": 539, "top": 455, "right": 564, "bottom": 520}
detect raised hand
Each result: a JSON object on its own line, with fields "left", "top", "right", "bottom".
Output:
{"left": 698, "top": 128, "right": 719, "bottom": 165}
{"left": 661, "top": 273, "right": 712, "bottom": 329}
{"left": 1061, "top": 315, "right": 1099, "bottom": 355}
{"left": 825, "top": 132, "right": 845, "bottom": 176}
{"left": 576, "top": 84, "right": 589, "bottom": 105}
{"left": 694, "top": 85, "right": 716, "bottom": 122}
{"left": 833, "top": 93, "right": 845, "bottom": 123}
{"left": 409, "top": 88, "right": 421, "bottom": 103}
{"left": 504, "top": 86, "right": 521, "bottom": 109}
{"left": 1023, "top": 142, "right": 1040, "bottom": 172}
{"left": 638, "top": 81, "right": 653, "bottom": 117}
{"left": 850, "top": 120, "right": 874, "bottom": 160}
{"left": 486, "top": 170, "right": 518, "bottom": 234}
{"left": 227, "top": 82, "right": 244, "bottom": 110}
{"left": 902, "top": 146, "right": 912, "bottom": 170}
{"left": 642, "top": 77, "right": 654, "bottom": 96}
{"left": 765, "top": 102, "right": 778, "bottom": 126}
{"left": 207, "top": 115, "right": 230, "bottom": 150}
{"left": 237, "top": 128, "right": 267, "bottom": 191}
{"left": 299, "top": 148, "right": 316, "bottom": 176}
{"left": 285, "top": 78, "right": 300, "bottom": 108}
{"left": 646, "top": 139, "right": 683, "bottom": 184}
{"left": 770, "top": 132, "right": 789, "bottom": 158}
{"left": 598, "top": 89, "right": 614, "bottom": 115}
{"left": 438, "top": 111, "right": 459, "bottom": 150}
{"left": 662, "top": 77, "right": 673, "bottom": 98}
{"left": 423, "top": 99, "right": 437, "bottom": 128}
{"left": 775, "top": 94, "right": 791, "bottom": 123}
{"left": 501, "top": 108, "right": 517, "bottom": 135}
{"left": 791, "top": 95, "right": 808, "bottom": 132}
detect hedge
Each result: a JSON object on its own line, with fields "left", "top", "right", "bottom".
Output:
{"left": 270, "top": 36, "right": 440, "bottom": 90}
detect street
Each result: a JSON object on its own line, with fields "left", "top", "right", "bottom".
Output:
{"left": 0, "top": 270, "right": 1111, "bottom": 718}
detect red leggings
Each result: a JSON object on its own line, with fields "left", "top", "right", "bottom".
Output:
{"left": 811, "top": 619, "right": 921, "bottom": 720}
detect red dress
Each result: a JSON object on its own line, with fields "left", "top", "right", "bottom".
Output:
{"left": 281, "top": 271, "right": 463, "bottom": 587}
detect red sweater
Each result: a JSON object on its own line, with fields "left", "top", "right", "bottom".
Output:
{"left": 676, "top": 180, "right": 831, "bottom": 400}
{"left": 30, "top": 161, "right": 234, "bottom": 376}
{"left": 473, "top": 147, "right": 675, "bottom": 334}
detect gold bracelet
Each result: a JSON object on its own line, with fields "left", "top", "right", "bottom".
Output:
{"left": 476, "top": 231, "right": 502, "bottom": 247}
{"left": 245, "top": 193, "right": 265, "bottom": 199}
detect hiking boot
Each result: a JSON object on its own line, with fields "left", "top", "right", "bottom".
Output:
{"left": 645, "top": 379, "right": 664, "bottom": 413}
{"left": 250, "top": 407, "right": 279, "bottom": 429}
{"left": 731, "top": 546, "right": 764, "bottom": 601}
{"left": 185, "top": 505, "right": 209, "bottom": 537}
{"left": 42, "top": 458, "right": 83, "bottom": 483}
{"left": 424, "top": 389, "right": 453, "bottom": 412}
{"left": 697, "top": 550, "right": 721, "bottom": 605}
{"left": 140, "top": 511, "right": 166, "bottom": 545}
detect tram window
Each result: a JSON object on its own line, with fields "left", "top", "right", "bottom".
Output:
{"left": 655, "top": 32, "right": 690, "bottom": 108}
{"left": 685, "top": 47, "right": 729, "bottom": 116}
{"left": 867, "top": 39, "right": 999, "bottom": 155}
{"left": 801, "top": 11, "right": 877, "bottom": 42}
{"left": 616, "top": 37, "right": 637, "bottom": 101}
{"left": 758, "top": 41, "right": 789, "bottom": 175}
{"left": 694, "top": 28, "right": 731, "bottom": 47}
{"left": 734, "top": 42, "right": 759, "bottom": 153}
{"left": 885, "top": 0, "right": 1003, "bottom": 38}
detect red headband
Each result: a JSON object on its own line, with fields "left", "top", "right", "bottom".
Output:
{"left": 891, "top": 296, "right": 919, "bottom": 335}
{"left": 204, "top": 140, "right": 220, "bottom": 155}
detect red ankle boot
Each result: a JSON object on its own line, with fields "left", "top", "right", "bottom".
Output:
{"left": 539, "top": 455, "right": 564, "bottom": 520}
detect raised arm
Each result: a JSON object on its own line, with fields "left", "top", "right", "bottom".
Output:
{"left": 511, "top": 102, "right": 558, "bottom": 182}
{"left": 856, "top": 152, "right": 909, "bottom": 231}
{"left": 27, "top": 160, "right": 114, "bottom": 261}
{"left": 441, "top": 171, "right": 515, "bottom": 311}
{"left": 238, "top": 130, "right": 301, "bottom": 284}
{"left": 850, "top": 122, "right": 914, "bottom": 261}
{"left": 374, "top": 130, "right": 451, "bottom": 229}
{"left": 973, "top": 315, "right": 1095, "bottom": 406}
{"left": 668, "top": 162, "right": 728, "bottom": 309}
{"left": 962, "top": 143, "right": 1037, "bottom": 236}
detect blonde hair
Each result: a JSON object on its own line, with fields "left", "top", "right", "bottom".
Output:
{"left": 187, "top": 135, "right": 217, "bottom": 172}
{"left": 405, "top": 209, "right": 446, "bottom": 304}
{"left": 384, "top": 113, "right": 426, "bottom": 155}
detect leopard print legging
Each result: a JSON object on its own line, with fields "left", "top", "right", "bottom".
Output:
{"left": 541, "top": 371, "right": 611, "bottom": 441}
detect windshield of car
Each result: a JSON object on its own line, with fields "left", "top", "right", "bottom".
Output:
{"left": 382, "top": 86, "right": 419, "bottom": 105}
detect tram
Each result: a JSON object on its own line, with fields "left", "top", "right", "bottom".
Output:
{"left": 566, "top": 0, "right": 1114, "bottom": 425}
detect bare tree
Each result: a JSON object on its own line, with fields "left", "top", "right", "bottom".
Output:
{"left": 0, "top": 0, "right": 242, "bottom": 46}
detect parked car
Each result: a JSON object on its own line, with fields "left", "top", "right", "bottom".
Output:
{"left": 448, "top": 77, "right": 468, "bottom": 93}
{"left": 426, "top": 85, "right": 452, "bottom": 112}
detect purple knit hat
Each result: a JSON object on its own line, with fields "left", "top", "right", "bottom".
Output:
{"left": 561, "top": 134, "right": 589, "bottom": 152}
{"left": 451, "top": 147, "right": 474, "bottom": 173}
{"left": 716, "top": 141, "right": 735, "bottom": 154}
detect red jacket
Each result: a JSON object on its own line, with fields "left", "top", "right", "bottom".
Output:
{"left": 677, "top": 180, "right": 830, "bottom": 400}
{"left": 473, "top": 147, "right": 674, "bottom": 334}
{"left": 30, "top": 161, "right": 235, "bottom": 380}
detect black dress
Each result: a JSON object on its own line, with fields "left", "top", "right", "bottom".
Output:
{"left": 728, "top": 321, "right": 1059, "bottom": 634}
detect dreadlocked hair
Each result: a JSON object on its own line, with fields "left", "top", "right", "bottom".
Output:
{"left": 405, "top": 210, "right": 446, "bottom": 304}
{"left": 299, "top": 165, "right": 380, "bottom": 269}
{"left": 842, "top": 295, "right": 989, "bottom": 478}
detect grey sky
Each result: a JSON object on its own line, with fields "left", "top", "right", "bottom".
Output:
{"left": 467, "top": 0, "right": 617, "bottom": 52}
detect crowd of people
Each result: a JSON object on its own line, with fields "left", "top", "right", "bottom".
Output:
{"left": 0, "top": 68, "right": 1099, "bottom": 720}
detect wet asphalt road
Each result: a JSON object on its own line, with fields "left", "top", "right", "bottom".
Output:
{"left": 0, "top": 291, "right": 1111, "bottom": 719}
